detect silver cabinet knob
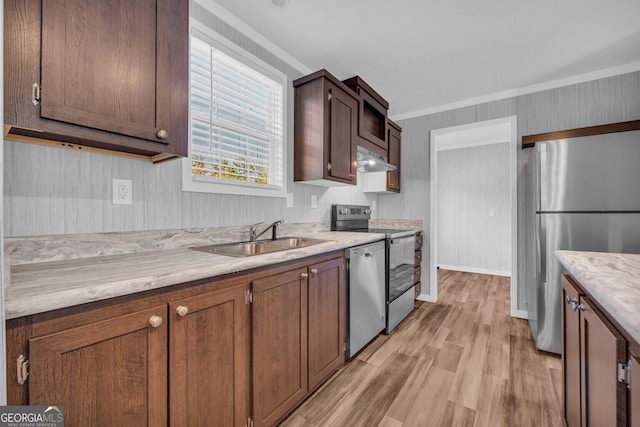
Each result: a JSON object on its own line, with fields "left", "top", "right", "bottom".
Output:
{"left": 571, "top": 302, "right": 586, "bottom": 312}
{"left": 176, "top": 306, "right": 189, "bottom": 317}
{"left": 149, "top": 315, "right": 163, "bottom": 328}
{"left": 300, "top": 272, "right": 309, "bottom": 279}
{"left": 157, "top": 129, "right": 168, "bottom": 139}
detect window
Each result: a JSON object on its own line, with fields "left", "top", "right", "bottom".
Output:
{"left": 183, "top": 23, "right": 286, "bottom": 197}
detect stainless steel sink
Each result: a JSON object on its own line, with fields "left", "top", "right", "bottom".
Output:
{"left": 191, "top": 241, "right": 285, "bottom": 257}
{"left": 269, "top": 237, "right": 330, "bottom": 248}
{"left": 190, "top": 237, "right": 331, "bottom": 257}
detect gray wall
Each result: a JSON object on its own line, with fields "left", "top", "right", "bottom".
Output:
{"left": 379, "top": 71, "right": 640, "bottom": 310}
{"left": 3, "top": 2, "right": 376, "bottom": 237}
{"left": 437, "top": 142, "right": 510, "bottom": 274}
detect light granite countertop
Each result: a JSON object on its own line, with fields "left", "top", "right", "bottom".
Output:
{"left": 555, "top": 250, "right": 640, "bottom": 347}
{"left": 5, "top": 231, "right": 387, "bottom": 319}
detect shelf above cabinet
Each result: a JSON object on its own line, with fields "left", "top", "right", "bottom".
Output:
{"left": 342, "top": 76, "right": 389, "bottom": 156}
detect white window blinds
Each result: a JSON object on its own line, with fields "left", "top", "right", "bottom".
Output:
{"left": 190, "top": 30, "right": 284, "bottom": 189}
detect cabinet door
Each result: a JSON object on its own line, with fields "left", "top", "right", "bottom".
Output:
{"left": 387, "top": 124, "right": 401, "bottom": 192}
{"left": 28, "top": 305, "right": 168, "bottom": 426}
{"left": 170, "top": 284, "right": 250, "bottom": 427}
{"left": 308, "top": 258, "right": 345, "bottom": 391}
{"left": 561, "top": 275, "right": 582, "bottom": 427}
{"left": 38, "top": 0, "right": 187, "bottom": 152}
{"left": 632, "top": 354, "right": 640, "bottom": 427}
{"left": 252, "top": 268, "right": 308, "bottom": 427}
{"left": 327, "top": 83, "right": 357, "bottom": 184}
{"left": 579, "top": 297, "right": 627, "bottom": 427}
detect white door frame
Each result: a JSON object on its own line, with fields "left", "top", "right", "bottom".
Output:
{"left": 427, "top": 116, "right": 526, "bottom": 319}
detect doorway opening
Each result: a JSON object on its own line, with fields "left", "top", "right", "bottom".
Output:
{"left": 428, "top": 116, "right": 525, "bottom": 318}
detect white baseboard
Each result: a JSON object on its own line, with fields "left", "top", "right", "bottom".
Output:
{"left": 511, "top": 309, "right": 528, "bottom": 319}
{"left": 437, "top": 265, "right": 511, "bottom": 277}
{"left": 417, "top": 293, "right": 436, "bottom": 303}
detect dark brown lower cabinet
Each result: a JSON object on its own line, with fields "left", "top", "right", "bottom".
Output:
{"left": 562, "top": 276, "right": 581, "bottom": 427}
{"left": 580, "top": 297, "right": 627, "bottom": 427}
{"left": 252, "top": 268, "right": 309, "bottom": 427}
{"left": 28, "top": 305, "right": 168, "bottom": 426}
{"left": 561, "top": 273, "right": 631, "bottom": 427}
{"left": 632, "top": 354, "right": 640, "bottom": 427}
{"left": 413, "top": 232, "right": 423, "bottom": 299}
{"left": 7, "top": 252, "right": 345, "bottom": 427}
{"left": 169, "top": 284, "right": 251, "bottom": 427}
{"left": 307, "top": 257, "right": 345, "bottom": 391}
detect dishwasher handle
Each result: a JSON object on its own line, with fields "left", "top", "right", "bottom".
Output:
{"left": 364, "top": 252, "right": 374, "bottom": 258}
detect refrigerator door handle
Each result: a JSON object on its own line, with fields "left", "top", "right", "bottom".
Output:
{"left": 538, "top": 143, "right": 547, "bottom": 212}
{"left": 537, "top": 215, "right": 547, "bottom": 284}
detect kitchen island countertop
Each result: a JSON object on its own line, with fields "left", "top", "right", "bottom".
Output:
{"left": 555, "top": 250, "right": 640, "bottom": 348}
{"left": 6, "top": 231, "right": 386, "bottom": 319}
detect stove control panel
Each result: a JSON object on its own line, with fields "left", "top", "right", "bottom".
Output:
{"left": 331, "top": 204, "right": 372, "bottom": 231}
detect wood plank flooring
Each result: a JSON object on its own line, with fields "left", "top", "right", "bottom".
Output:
{"left": 281, "top": 270, "right": 563, "bottom": 427}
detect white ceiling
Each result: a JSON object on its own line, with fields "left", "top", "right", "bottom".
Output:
{"left": 199, "top": 0, "right": 640, "bottom": 119}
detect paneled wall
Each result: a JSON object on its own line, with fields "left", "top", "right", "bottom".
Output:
{"left": 3, "top": 1, "right": 376, "bottom": 237}
{"left": 437, "top": 142, "right": 510, "bottom": 274}
{"left": 379, "top": 71, "right": 640, "bottom": 309}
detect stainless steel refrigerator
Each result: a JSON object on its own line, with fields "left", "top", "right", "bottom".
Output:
{"left": 525, "top": 129, "right": 640, "bottom": 354}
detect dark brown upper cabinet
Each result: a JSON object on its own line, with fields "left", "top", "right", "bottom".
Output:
{"left": 4, "top": 0, "right": 189, "bottom": 162}
{"left": 387, "top": 119, "right": 402, "bottom": 192}
{"left": 293, "top": 70, "right": 358, "bottom": 186}
{"left": 342, "top": 76, "right": 389, "bottom": 156}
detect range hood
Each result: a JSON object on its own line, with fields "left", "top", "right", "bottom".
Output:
{"left": 356, "top": 146, "right": 396, "bottom": 173}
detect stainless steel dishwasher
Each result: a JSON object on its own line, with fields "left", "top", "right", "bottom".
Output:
{"left": 345, "top": 240, "right": 386, "bottom": 359}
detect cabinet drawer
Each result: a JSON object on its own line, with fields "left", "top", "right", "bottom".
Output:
{"left": 415, "top": 233, "right": 423, "bottom": 251}
{"left": 414, "top": 266, "right": 422, "bottom": 284}
{"left": 414, "top": 250, "right": 422, "bottom": 267}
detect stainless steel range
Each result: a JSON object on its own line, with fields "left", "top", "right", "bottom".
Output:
{"left": 332, "top": 204, "right": 416, "bottom": 340}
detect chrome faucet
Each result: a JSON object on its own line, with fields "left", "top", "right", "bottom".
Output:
{"left": 250, "top": 220, "right": 284, "bottom": 241}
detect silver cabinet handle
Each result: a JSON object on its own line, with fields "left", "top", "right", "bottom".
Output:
{"left": 365, "top": 252, "right": 374, "bottom": 258}
{"left": 157, "top": 129, "right": 168, "bottom": 139}
{"left": 176, "top": 306, "right": 189, "bottom": 317}
{"left": 565, "top": 296, "right": 578, "bottom": 305}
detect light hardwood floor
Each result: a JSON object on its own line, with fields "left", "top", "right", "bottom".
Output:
{"left": 282, "top": 270, "right": 563, "bottom": 427}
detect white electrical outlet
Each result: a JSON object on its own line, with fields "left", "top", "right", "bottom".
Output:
{"left": 311, "top": 195, "right": 318, "bottom": 209}
{"left": 286, "top": 193, "right": 294, "bottom": 208}
{"left": 489, "top": 209, "right": 495, "bottom": 217}
{"left": 113, "top": 179, "right": 133, "bottom": 205}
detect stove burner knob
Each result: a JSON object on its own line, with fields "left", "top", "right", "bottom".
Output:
{"left": 364, "top": 209, "right": 371, "bottom": 215}
{"left": 340, "top": 208, "right": 349, "bottom": 214}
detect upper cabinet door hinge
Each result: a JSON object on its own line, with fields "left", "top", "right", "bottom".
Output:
{"left": 17, "top": 355, "right": 29, "bottom": 385}
{"left": 618, "top": 360, "right": 631, "bottom": 389}
{"left": 327, "top": 162, "right": 332, "bottom": 172}
{"left": 32, "top": 83, "right": 41, "bottom": 106}
{"left": 327, "top": 90, "right": 332, "bottom": 102}
{"left": 245, "top": 290, "right": 253, "bottom": 305}
{"left": 245, "top": 417, "right": 254, "bottom": 427}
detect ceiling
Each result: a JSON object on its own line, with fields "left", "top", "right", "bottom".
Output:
{"left": 199, "top": 0, "right": 640, "bottom": 119}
